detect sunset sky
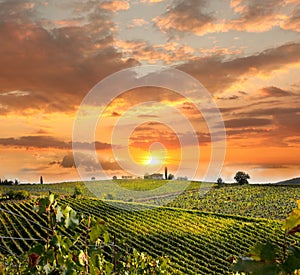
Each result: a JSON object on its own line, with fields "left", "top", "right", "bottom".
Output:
{"left": 0, "top": 0, "right": 299, "bottom": 183}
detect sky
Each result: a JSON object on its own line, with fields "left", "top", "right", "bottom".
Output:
{"left": 0, "top": 0, "right": 299, "bottom": 183}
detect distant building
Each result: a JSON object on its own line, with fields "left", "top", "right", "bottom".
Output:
{"left": 122, "top": 175, "right": 133, "bottom": 179}
{"left": 177, "top": 176, "right": 188, "bottom": 181}
{"left": 144, "top": 173, "right": 164, "bottom": 180}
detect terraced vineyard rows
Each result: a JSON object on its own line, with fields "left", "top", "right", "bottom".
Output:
{"left": 153, "top": 184, "right": 300, "bottom": 220}
{"left": 0, "top": 197, "right": 299, "bottom": 274}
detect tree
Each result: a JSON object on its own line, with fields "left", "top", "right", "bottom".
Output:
{"left": 168, "top": 174, "right": 174, "bottom": 180}
{"left": 234, "top": 171, "right": 250, "bottom": 185}
{"left": 217, "top": 177, "right": 225, "bottom": 186}
{"left": 40, "top": 176, "right": 43, "bottom": 185}
{"left": 165, "top": 167, "right": 168, "bottom": 180}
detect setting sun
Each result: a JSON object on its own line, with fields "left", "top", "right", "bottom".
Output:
{"left": 145, "top": 155, "right": 162, "bottom": 166}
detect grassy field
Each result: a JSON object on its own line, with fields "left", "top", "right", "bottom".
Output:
{"left": 1, "top": 180, "right": 300, "bottom": 274}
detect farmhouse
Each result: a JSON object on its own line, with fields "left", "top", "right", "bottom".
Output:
{"left": 144, "top": 173, "right": 164, "bottom": 180}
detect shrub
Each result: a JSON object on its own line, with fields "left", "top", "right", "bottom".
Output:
{"left": 72, "top": 185, "right": 83, "bottom": 198}
{"left": 5, "top": 190, "right": 30, "bottom": 200}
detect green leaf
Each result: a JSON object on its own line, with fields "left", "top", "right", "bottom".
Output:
{"left": 29, "top": 244, "right": 45, "bottom": 256}
{"left": 56, "top": 206, "right": 64, "bottom": 223}
{"left": 64, "top": 209, "right": 79, "bottom": 228}
{"left": 233, "top": 257, "right": 280, "bottom": 275}
{"left": 89, "top": 220, "right": 106, "bottom": 242}
{"left": 43, "top": 263, "right": 51, "bottom": 275}
{"left": 281, "top": 247, "right": 300, "bottom": 273}
{"left": 36, "top": 197, "right": 50, "bottom": 214}
{"left": 250, "top": 242, "right": 277, "bottom": 262}
{"left": 49, "top": 193, "right": 55, "bottom": 204}
{"left": 78, "top": 250, "right": 86, "bottom": 266}
{"left": 283, "top": 200, "right": 300, "bottom": 234}
{"left": 103, "top": 231, "right": 110, "bottom": 243}
{"left": 105, "top": 262, "right": 114, "bottom": 274}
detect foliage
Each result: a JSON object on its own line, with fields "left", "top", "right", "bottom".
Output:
{"left": 0, "top": 194, "right": 176, "bottom": 274}
{"left": 156, "top": 184, "right": 300, "bottom": 220}
{"left": 1, "top": 197, "right": 300, "bottom": 274}
{"left": 233, "top": 200, "right": 300, "bottom": 274}
{"left": 72, "top": 185, "right": 84, "bottom": 198}
{"left": 0, "top": 179, "right": 15, "bottom": 186}
{"left": 40, "top": 176, "right": 43, "bottom": 185}
{"left": 4, "top": 190, "right": 30, "bottom": 200}
{"left": 168, "top": 174, "right": 174, "bottom": 180}
{"left": 234, "top": 171, "right": 250, "bottom": 185}
{"left": 216, "top": 177, "right": 225, "bottom": 186}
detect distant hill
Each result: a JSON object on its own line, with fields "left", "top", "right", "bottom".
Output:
{"left": 276, "top": 177, "right": 300, "bottom": 185}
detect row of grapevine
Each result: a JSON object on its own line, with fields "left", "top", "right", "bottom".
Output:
{"left": 157, "top": 184, "right": 300, "bottom": 220}
{"left": 0, "top": 197, "right": 299, "bottom": 274}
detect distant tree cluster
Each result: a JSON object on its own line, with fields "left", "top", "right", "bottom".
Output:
{"left": 234, "top": 171, "right": 250, "bottom": 185}
{"left": 0, "top": 178, "right": 19, "bottom": 185}
{"left": 216, "top": 171, "right": 250, "bottom": 186}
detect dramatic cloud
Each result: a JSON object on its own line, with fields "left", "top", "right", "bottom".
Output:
{"left": 217, "top": 95, "right": 239, "bottom": 100}
{"left": 259, "top": 86, "right": 293, "bottom": 97}
{"left": 239, "top": 107, "right": 300, "bottom": 117}
{"left": 142, "top": 0, "right": 164, "bottom": 3}
{"left": 177, "top": 43, "right": 300, "bottom": 93}
{"left": 228, "top": 0, "right": 285, "bottom": 32}
{"left": 225, "top": 118, "right": 272, "bottom": 128}
{"left": 0, "top": 136, "right": 69, "bottom": 149}
{"left": 0, "top": 136, "right": 111, "bottom": 150}
{"left": 0, "top": 0, "right": 299, "bottom": 183}
{"left": 60, "top": 153, "right": 76, "bottom": 168}
{"left": 153, "top": 0, "right": 298, "bottom": 36}
{"left": 282, "top": 5, "right": 300, "bottom": 32}
{"left": 115, "top": 40, "right": 195, "bottom": 64}
{"left": 0, "top": 1, "right": 138, "bottom": 115}
{"left": 60, "top": 153, "right": 121, "bottom": 171}
{"left": 99, "top": 1, "right": 130, "bottom": 12}
{"left": 154, "top": 0, "right": 218, "bottom": 37}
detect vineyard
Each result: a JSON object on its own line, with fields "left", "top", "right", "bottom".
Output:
{"left": 1, "top": 181, "right": 300, "bottom": 273}
{"left": 0, "top": 196, "right": 300, "bottom": 274}
{"left": 151, "top": 184, "right": 300, "bottom": 220}
{"left": 0, "top": 180, "right": 204, "bottom": 201}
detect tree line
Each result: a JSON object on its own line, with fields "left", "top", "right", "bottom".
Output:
{"left": 0, "top": 178, "right": 19, "bottom": 185}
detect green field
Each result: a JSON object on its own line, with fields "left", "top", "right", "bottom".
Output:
{"left": 1, "top": 180, "right": 300, "bottom": 274}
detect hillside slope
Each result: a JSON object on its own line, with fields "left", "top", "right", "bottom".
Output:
{"left": 1, "top": 198, "right": 299, "bottom": 274}
{"left": 276, "top": 177, "right": 300, "bottom": 185}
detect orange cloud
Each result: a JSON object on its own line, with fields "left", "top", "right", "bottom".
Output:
{"left": 153, "top": 0, "right": 221, "bottom": 37}
{"left": 177, "top": 43, "right": 300, "bottom": 94}
{"left": 141, "top": 0, "right": 164, "bottom": 3}
{"left": 129, "top": 18, "right": 149, "bottom": 28}
{"left": 154, "top": 0, "right": 297, "bottom": 36}
{"left": 99, "top": 1, "right": 130, "bottom": 12}
{"left": 115, "top": 39, "right": 195, "bottom": 64}
{"left": 281, "top": 5, "right": 300, "bottom": 32}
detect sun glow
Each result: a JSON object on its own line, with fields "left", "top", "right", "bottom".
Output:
{"left": 145, "top": 155, "right": 162, "bottom": 166}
